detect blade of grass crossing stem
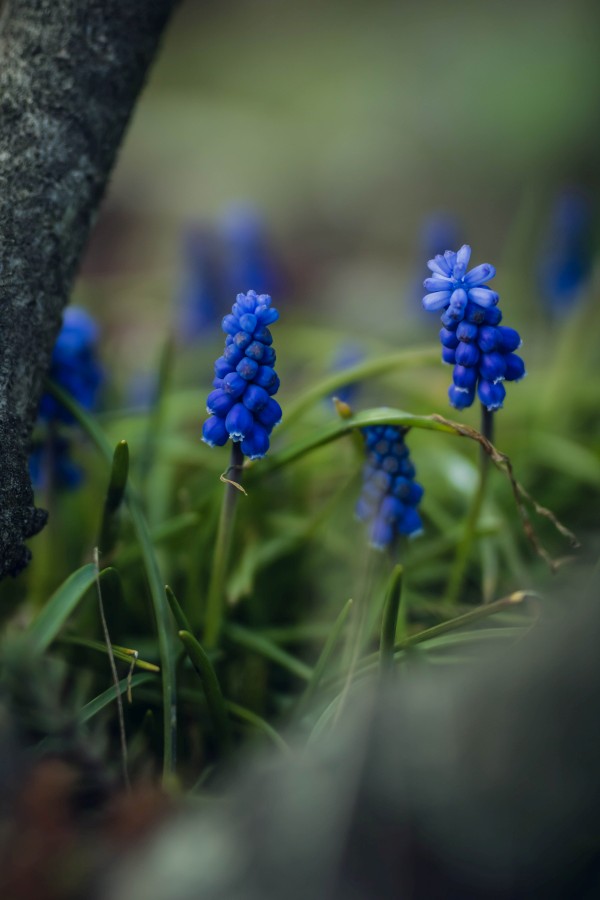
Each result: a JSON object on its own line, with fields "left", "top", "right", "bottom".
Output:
{"left": 225, "top": 623, "right": 313, "bottom": 682}
{"left": 97, "top": 440, "right": 129, "bottom": 560}
{"left": 294, "top": 599, "right": 353, "bottom": 718}
{"left": 79, "top": 673, "right": 154, "bottom": 724}
{"left": 380, "top": 565, "right": 404, "bottom": 674}
{"left": 166, "top": 585, "right": 193, "bottom": 634}
{"left": 27, "top": 563, "right": 97, "bottom": 655}
{"left": 46, "top": 379, "right": 177, "bottom": 780}
{"left": 58, "top": 636, "right": 160, "bottom": 672}
{"left": 225, "top": 701, "right": 290, "bottom": 754}
{"left": 178, "top": 630, "right": 232, "bottom": 754}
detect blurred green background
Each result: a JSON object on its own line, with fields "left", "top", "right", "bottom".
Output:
{"left": 80, "top": 0, "right": 600, "bottom": 351}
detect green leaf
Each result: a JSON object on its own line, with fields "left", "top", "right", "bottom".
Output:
{"left": 178, "top": 630, "right": 232, "bottom": 753}
{"left": 379, "top": 565, "right": 404, "bottom": 673}
{"left": 79, "top": 673, "right": 154, "bottom": 723}
{"left": 27, "top": 563, "right": 97, "bottom": 655}
{"left": 166, "top": 585, "right": 192, "bottom": 634}
{"left": 59, "top": 635, "right": 160, "bottom": 672}
{"left": 294, "top": 598, "right": 353, "bottom": 718}
{"left": 225, "top": 701, "right": 290, "bottom": 754}
{"left": 46, "top": 379, "right": 177, "bottom": 780}
{"left": 98, "top": 440, "right": 129, "bottom": 558}
{"left": 225, "top": 623, "right": 313, "bottom": 682}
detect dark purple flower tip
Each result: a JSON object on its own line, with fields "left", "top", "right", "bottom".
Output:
{"left": 225, "top": 402, "right": 254, "bottom": 441}
{"left": 504, "top": 354, "right": 526, "bottom": 382}
{"left": 241, "top": 423, "right": 270, "bottom": 459}
{"left": 202, "top": 415, "right": 229, "bottom": 447}
{"left": 206, "top": 389, "right": 235, "bottom": 417}
{"left": 479, "top": 352, "right": 507, "bottom": 384}
{"left": 456, "top": 321, "right": 479, "bottom": 343}
{"left": 455, "top": 342, "right": 480, "bottom": 367}
{"left": 448, "top": 383, "right": 475, "bottom": 409}
{"left": 236, "top": 357, "right": 259, "bottom": 381}
{"left": 478, "top": 379, "right": 506, "bottom": 411}
{"left": 243, "top": 383, "right": 270, "bottom": 412}
{"left": 222, "top": 371, "right": 247, "bottom": 397}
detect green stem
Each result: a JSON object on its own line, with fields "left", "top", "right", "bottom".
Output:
{"left": 444, "top": 405, "right": 494, "bottom": 605}
{"left": 379, "top": 564, "right": 404, "bottom": 674}
{"left": 203, "top": 443, "right": 245, "bottom": 649}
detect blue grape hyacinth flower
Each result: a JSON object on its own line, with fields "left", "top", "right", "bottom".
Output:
{"left": 29, "top": 434, "right": 83, "bottom": 491}
{"left": 39, "top": 306, "right": 104, "bottom": 423}
{"left": 202, "top": 290, "right": 282, "bottom": 460}
{"left": 422, "top": 245, "right": 526, "bottom": 412}
{"left": 356, "top": 425, "right": 424, "bottom": 550}
{"left": 538, "top": 188, "right": 593, "bottom": 316}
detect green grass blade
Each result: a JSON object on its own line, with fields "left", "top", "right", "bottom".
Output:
{"left": 46, "top": 379, "right": 177, "bottom": 780}
{"left": 281, "top": 346, "right": 439, "bottom": 428}
{"left": 178, "top": 630, "right": 232, "bottom": 753}
{"left": 98, "top": 440, "right": 129, "bottom": 559}
{"left": 379, "top": 565, "right": 404, "bottom": 673}
{"left": 294, "top": 598, "right": 353, "bottom": 718}
{"left": 225, "top": 700, "right": 290, "bottom": 754}
{"left": 79, "top": 673, "right": 154, "bottom": 723}
{"left": 166, "top": 585, "right": 192, "bottom": 633}
{"left": 225, "top": 623, "right": 313, "bottom": 682}
{"left": 59, "top": 636, "right": 160, "bottom": 672}
{"left": 27, "top": 563, "right": 97, "bottom": 655}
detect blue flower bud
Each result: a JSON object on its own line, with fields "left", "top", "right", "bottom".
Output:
{"left": 439, "top": 327, "right": 459, "bottom": 349}
{"left": 214, "top": 356, "right": 233, "bottom": 378}
{"left": 456, "top": 321, "right": 479, "bottom": 343}
{"left": 255, "top": 397, "right": 282, "bottom": 429}
{"left": 224, "top": 344, "right": 244, "bottom": 365}
{"left": 222, "top": 314, "right": 239, "bottom": 335}
{"left": 478, "top": 379, "right": 506, "bottom": 411}
{"left": 452, "top": 364, "right": 478, "bottom": 390}
{"left": 222, "top": 371, "right": 248, "bottom": 397}
{"left": 448, "top": 384, "right": 476, "bottom": 409}
{"left": 245, "top": 341, "right": 265, "bottom": 361}
{"left": 243, "top": 383, "right": 270, "bottom": 412}
{"left": 241, "top": 423, "right": 270, "bottom": 459}
{"left": 239, "top": 313, "right": 258, "bottom": 333}
{"left": 397, "top": 507, "right": 423, "bottom": 537}
{"left": 234, "top": 330, "right": 253, "bottom": 350}
{"left": 504, "top": 354, "right": 526, "bottom": 381}
{"left": 442, "top": 347, "right": 456, "bottom": 365}
{"left": 254, "top": 365, "right": 278, "bottom": 390}
{"left": 253, "top": 326, "right": 273, "bottom": 345}
{"left": 261, "top": 346, "right": 276, "bottom": 366}
{"left": 479, "top": 352, "right": 507, "bottom": 383}
{"left": 225, "top": 402, "right": 254, "bottom": 441}
{"left": 202, "top": 415, "right": 229, "bottom": 447}
{"left": 206, "top": 389, "right": 235, "bottom": 416}
{"left": 455, "top": 342, "right": 480, "bottom": 367}
{"left": 477, "top": 326, "right": 500, "bottom": 352}
{"left": 497, "top": 326, "right": 522, "bottom": 353}
{"left": 236, "top": 357, "right": 259, "bottom": 381}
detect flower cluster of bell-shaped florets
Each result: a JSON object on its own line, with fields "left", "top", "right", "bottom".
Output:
{"left": 202, "top": 291, "right": 282, "bottom": 459}
{"left": 422, "top": 245, "right": 526, "bottom": 411}
{"left": 356, "top": 425, "right": 424, "bottom": 550}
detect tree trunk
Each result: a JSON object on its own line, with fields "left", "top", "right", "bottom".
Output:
{"left": 0, "top": 0, "right": 177, "bottom": 577}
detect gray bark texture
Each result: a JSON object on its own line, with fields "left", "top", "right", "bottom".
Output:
{"left": 0, "top": 0, "right": 176, "bottom": 577}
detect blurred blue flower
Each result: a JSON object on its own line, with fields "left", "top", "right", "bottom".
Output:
{"left": 39, "top": 306, "right": 103, "bottom": 423}
{"left": 356, "top": 425, "right": 424, "bottom": 550}
{"left": 29, "top": 435, "right": 83, "bottom": 492}
{"left": 422, "top": 245, "right": 526, "bottom": 412}
{"left": 219, "top": 205, "right": 281, "bottom": 300}
{"left": 202, "top": 291, "right": 282, "bottom": 460}
{"left": 420, "top": 212, "right": 462, "bottom": 263}
{"left": 176, "top": 225, "right": 223, "bottom": 342}
{"left": 330, "top": 343, "right": 364, "bottom": 406}
{"left": 538, "top": 188, "right": 593, "bottom": 316}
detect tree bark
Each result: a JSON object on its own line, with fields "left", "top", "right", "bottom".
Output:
{"left": 0, "top": 0, "right": 177, "bottom": 577}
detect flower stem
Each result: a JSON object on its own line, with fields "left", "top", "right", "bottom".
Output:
{"left": 443, "top": 404, "right": 494, "bottom": 605}
{"left": 203, "top": 443, "right": 245, "bottom": 649}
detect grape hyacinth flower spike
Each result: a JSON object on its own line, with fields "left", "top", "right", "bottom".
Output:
{"left": 202, "top": 290, "right": 282, "bottom": 460}
{"left": 356, "top": 426, "right": 424, "bottom": 551}
{"left": 422, "top": 244, "right": 525, "bottom": 412}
